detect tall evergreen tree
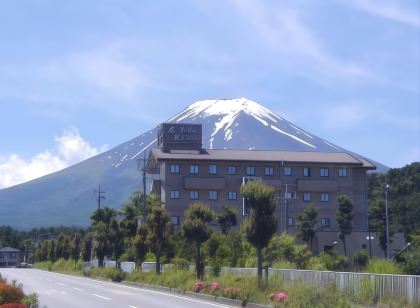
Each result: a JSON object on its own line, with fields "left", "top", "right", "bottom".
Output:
{"left": 216, "top": 206, "right": 238, "bottom": 235}
{"left": 182, "top": 202, "right": 215, "bottom": 279}
{"left": 240, "top": 181, "right": 277, "bottom": 286}
{"left": 147, "top": 205, "right": 171, "bottom": 274}
{"left": 296, "top": 204, "right": 319, "bottom": 252}
{"left": 336, "top": 195, "right": 354, "bottom": 256}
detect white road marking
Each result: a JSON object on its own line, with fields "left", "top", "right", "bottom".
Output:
{"left": 57, "top": 282, "right": 66, "bottom": 286}
{"left": 46, "top": 279, "right": 53, "bottom": 282}
{"left": 32, "top": 270, "right": 232, "bottom": 307}
{"left": 72, "top": 287, "right": 85, "bottom": 292}
{"left": 129, "top": 306, "right": 139, "bottom": 308}
{"left": 92, "top": 293, "right": 111, "bottom": 301}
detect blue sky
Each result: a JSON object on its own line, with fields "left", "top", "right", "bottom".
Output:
{"left": 0, "top": 0, "right": 419, "bottom": 188}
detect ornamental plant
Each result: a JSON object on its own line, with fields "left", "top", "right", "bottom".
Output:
{"left": 0, "top": 284, "right": 25, "bottom": 305}
{"left": 209, "top": 282, "right": 219, "bottom": 294}
{"left": 269, "top": 292, "right": 288, "bottom": 302}
{"left": 192, "top": 281, "right": 206, "bottom": 293}
{"left": 222, "top": 287, "right": 240, "bottom": 300}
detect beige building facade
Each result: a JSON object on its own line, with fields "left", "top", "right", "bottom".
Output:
{"left": 146, "top": 123, "right": 401, "bottom": 257}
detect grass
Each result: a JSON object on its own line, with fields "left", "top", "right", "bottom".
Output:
{"left": 34, "top": 260, "right": 416, "bottom": 307}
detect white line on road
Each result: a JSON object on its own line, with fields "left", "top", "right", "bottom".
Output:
{"left": 46, "top": 279, "right": 53, "bottom": 282}
{"left": 92, "top": 293, "right": 111, "bottom": 301}
{"left": 32, "top": 270, "right": 232, "bottom": 307}
{"left": 57, "top": 282, "right": 66, "bottom": 286}
{"left": 129, "top": 306, "right": 139, "bottom": 308}
{"left": 72, "top": 287, "right": 85, "bottom": 292}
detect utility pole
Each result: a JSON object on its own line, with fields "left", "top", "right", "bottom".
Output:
{"left": 95, "top": 184, "right": 106, "bottom": 211}
{"left": 384, "top": 184, "right": 391, "bottom": 260}
{"left": 137, "top": 152, "right": 148, "bottom": 221}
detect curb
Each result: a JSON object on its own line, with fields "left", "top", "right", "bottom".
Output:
{"left": 123, "top": 281, "right": 269, "bottom": 307}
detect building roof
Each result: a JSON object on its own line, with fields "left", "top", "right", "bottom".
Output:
{"left": 0, "top": 247, "right": 20, "bottom": 252}
{"left": 148, "top": 148, "right": 376, "bottom": 169}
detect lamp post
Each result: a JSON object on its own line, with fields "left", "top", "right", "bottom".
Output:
{"left": 384, "top": 184, "right": 391, "bottom": 260}
{"left": 366, "top": 235, "right": 374, "bottom": 258}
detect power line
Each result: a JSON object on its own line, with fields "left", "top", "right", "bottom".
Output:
{"left": 94, "top": 184, "right": 106, "bottom": 211}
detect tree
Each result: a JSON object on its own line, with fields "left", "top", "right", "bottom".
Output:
{"left": 93, "top": 221, "right": 109, "bottom": 267}
{"left": 216, "top": 206, "right": 238, "bottom": 235}
{"left": 296, "top": 204, "right": 319, "bottom": 252}
{"left": 147, "top": 205, "right": 171, "bottom": 274}
{"left": 133, "top": 225, "right": 148, "bottom": 266}
{"left": 80, "top": 234, "right": 93, "bottom": 262}
{"left": 182, "top": 202, "right": 215, "bottom": 279}
{"left": 240, "top": 181, "right": 277, "bottom": 286}
{"left": 336, "top": 194, "right": 354, "bottom": 256}
{"left": 70, "top": 233, "right": 82, "bottom": 261}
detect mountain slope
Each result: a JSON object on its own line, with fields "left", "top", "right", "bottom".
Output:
{"left": 0, "top": 98, "right": 387, "bottom": 229}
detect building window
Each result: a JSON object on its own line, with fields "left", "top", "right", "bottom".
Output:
{"left": 303, "top": 192, "right": 311, "bottom": 202}
{"left": 284, "top": 167, "right": 292, "bottom": 176}
{"left": 228, "top": 165, "right": 237, "bottom": 175}
{"left": 285, "top": 192, "right": 294, "bottom": 199}
{"left": 246, "top": 166, "right": 255, "bottom": 176}
{"left": 189, "top": 191, "right": 199, "bottom": 200}
{"left": 320, "top": 193, "right": 329, "bottom": 202}
{"left": 321, "top": 218, "right": 331, "bottom": 227}
{"left": 228, "top": 191, "right": 237, "bottom": 200}
{"left": 320, "top": 168, "right": 329, "bottom": 177}
{"left": 209, "top": 164, "right": 217, "bottom": 175}
{"left": 339, "top": 168, "right": 347, "bottom": 177}
{"left": 190, "top": 164, "right": 199, "bottom": 175}
{"left": 170, "top": 164, "right": 180, "bottom": 174}
{"left": 171, "top": 216, "right": 180, "bottom": 225}
{"left": 170, "top": 190, "right": 180, "bottom": 199}
{"left": 288, "top": 217, "right": 294, "bottom": 227}
{"left": 264, "top": 167, "right": 274, "bottom": 176}
{"left": 303, "top": 167, "right": 310, "bottom": 177}
{"left": 209, "top": 191, "right": 218, "bottom": 200}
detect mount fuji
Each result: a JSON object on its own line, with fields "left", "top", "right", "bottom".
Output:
{"left": 0, "top": 98, "right": 386, "bottom": 229}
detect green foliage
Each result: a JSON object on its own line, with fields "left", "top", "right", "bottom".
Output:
{"left": 35, "top": 258, "right": 83, "bottom": 273}
{"left": 336, "top": 195, "right": 354, "bottom": 256}
{"left": 368, "top": 163, "right": 420, "bottom": 256}
{"left": 366, "top": 258, "right": 403, "bottom": 274}
{"left": 20, "top": 293, "right": 39, "bottom": 308}
{"left": 182, "top": 202, "right": 215, "bottom": 279}
{"left": 216, "top": 206, "right": 238, "bottom": 235}
{"left": 318, "top": 251, "right": 349, "bottom": 271}
{"left": 353, "top": 250, "right": 369, "bottom": 269}
{"left": 88, "top": 268, "right": 126, "bottom": 282}
{"left": 296, "top": 203, "right": 319, "bottom": 250}
{"left": 147, "top": 205, "right": 171, "bottom": 274}
{"left": 240, "top": 181, "right": 277, "bottom": 284}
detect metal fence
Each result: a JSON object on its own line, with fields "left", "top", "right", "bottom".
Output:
{"left": 83, "top": 260, "right": 136, "bottom": 273}
{"left": 220, "top": 267, "right": 420, "bottom": 303}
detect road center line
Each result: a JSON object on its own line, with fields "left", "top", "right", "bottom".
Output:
{"left": 92, "top": 293, "right": 111, "bottom": 301}
{"left": 129, "top": 306, "right": 139, "bottom": 308}
{"left": 57, "top": 282, "right": 66, "bottom": 286}
{"left": 72, "top": 287, "right": 85, "bottom": 291}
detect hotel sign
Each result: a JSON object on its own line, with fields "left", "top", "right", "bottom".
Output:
{"left": 158, "top": 123, "right": 202, "bottom": 151}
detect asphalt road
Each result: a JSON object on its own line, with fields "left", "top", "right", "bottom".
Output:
{"left": 0, "top": 268, "right": 234, "bottom": 308}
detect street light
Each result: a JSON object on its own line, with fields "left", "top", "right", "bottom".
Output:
{"left": 366, "top": 235, "right": 374, "bottom": 258}
{"left": 384, "top": 184, "right": 391, "bottom": 260}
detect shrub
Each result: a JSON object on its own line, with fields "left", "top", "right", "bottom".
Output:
{"left": 192, "top": 282, "right": 206, "bottom": 293}
{"left": 0, "top": 304, "right": 27, "bottom": 308}
{"left": 89, "top": 268, "right": 126, "bottom": 282}
{"left": 353, "top": 250, "right": 369, "bottom": 269}
{"left": 172, "top": 257, "right": 190, "bottom": 271}
{"left": 21, "top": 293, "right": 39, "bottom": 308}
{"left": 209, "top": 281, "right": 219, "bottom": 294}
{"left": 366, "top": 259, "right": 403, "bottom": 274}
{"left": 0, "top": 284, "right": 25, "bottom": 305}
{"left": 222, "top": 287, "right": 240, "bottom": 300}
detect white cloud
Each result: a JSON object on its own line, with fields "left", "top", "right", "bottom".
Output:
{"left": 0, "top": 129, "right": 108, "bottom": 189}
{"left": 350, "top": 0, "right": 420, "bottom": 28}
{"left": 231, "top": 0, "right": 375, "bottom": 82}
{"left": 322, "top": 104, "right": 368, "bottom": 129}
{"left": 42, "top": 43, "right": 147, "bottom": 100}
